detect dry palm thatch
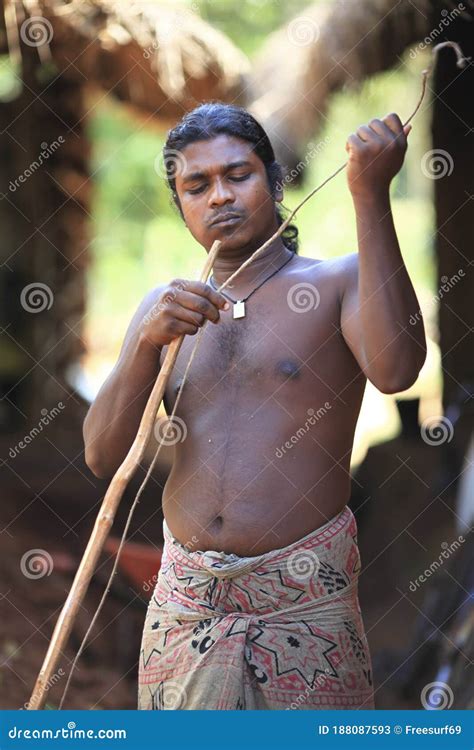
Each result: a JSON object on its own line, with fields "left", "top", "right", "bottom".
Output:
{"left": 3, "top": 0, "right": 250, "bottom": 125}
{"left": 247, "top": 0, "right": 473, "bottom": 173}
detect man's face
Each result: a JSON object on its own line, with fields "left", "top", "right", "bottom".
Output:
{"left": 174, "top": 134, "right": 283, "bottom": 253}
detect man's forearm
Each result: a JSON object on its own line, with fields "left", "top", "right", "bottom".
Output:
{"left": 83, "top": 331, "right": 162, "bottom": 478}
{"left": 353, "top": 190, "right": 427, "bottom": 390}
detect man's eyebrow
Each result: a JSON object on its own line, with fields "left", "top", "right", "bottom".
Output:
{"left": 182, "top": 160, "right": 252, "bottom": 183}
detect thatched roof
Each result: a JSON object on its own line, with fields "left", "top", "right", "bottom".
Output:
{"left": 2, "top": 0, "right": 250, "bottom": 126}
{"left": 247, "top": 0, "right": 473, "bottom": 173}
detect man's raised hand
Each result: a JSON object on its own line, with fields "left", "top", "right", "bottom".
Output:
{"left": 345, "top": 112, "right": 411, "bottom": 199}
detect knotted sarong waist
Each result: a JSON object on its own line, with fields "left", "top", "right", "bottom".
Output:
{"left": 138, "top": 505, "right": 374, "bottom": 710}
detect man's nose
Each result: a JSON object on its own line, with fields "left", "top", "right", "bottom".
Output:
{"left": 208, "top": 177, "right": 234, "bottom": 207}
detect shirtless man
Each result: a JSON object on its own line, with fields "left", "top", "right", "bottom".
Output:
{"left": 83, "top": 103, "right": 427, "bottom": 559}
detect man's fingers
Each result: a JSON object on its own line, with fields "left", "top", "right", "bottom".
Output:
{"left": 345, "top": 133, "right": 361, "bottom": 152}
{"left": 355, "top": 124, "right": 381, "bottom": 144}
{"left": 382, "top": 112, "right": 404, "bottom": 136}
{"left": 164, "top": 301, "right": 206, "bottom": 327}
{"left": 346, "top": 116, "right": 411, "bottom": 156}
{"left": 368, "top": 118, "right": 396, "bottom": 140}
{"left": 173, "top": 289, "right": 222, "bottom": 323}
{"left": 170, "top": 279, "right": 228, "bottom": 310}
{"left": 169, "top": 319, "right": 200, "bottom": 337}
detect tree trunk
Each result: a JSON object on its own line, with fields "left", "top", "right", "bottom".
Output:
{"left": 431, "top": 11, "right": 474, "bottom": 461}
{"left": 0, "top": 27, "right": 90, "bottom": 430}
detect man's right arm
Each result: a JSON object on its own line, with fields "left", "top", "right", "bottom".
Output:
{"left": 83, "top": 286, "right": 166, "bottom": 479}
{"left": 83, "top": 279, "right": 229, "bottom": 478}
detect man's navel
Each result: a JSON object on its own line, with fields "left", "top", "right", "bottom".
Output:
{"left": 275, "top": 358, "right": 301, "bottom": 380}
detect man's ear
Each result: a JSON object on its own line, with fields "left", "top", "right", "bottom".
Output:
{"left": 274, "top": 186, "right": 284, "bottom": 203}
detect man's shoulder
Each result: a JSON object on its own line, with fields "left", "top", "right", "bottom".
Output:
{"left": 295, "top": 251, "right": 358, "bottom": 273}
{"left": 296, "top": 252, "right": 358, "bottom": 297}
{"left": 124, "top": 284, "right": 167, "bottom": 341}
{"left": 130, "top": 284, "right": 169, "bottom": 325}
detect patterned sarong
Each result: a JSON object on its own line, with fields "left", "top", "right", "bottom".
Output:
{"left": 138, "top": 505, "right": 374, "bottom": 710}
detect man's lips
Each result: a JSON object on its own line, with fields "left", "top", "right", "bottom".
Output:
{"left": 209, "top": 213, "right": 243, "bottom": 227}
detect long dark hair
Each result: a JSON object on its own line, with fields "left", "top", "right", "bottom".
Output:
{"left": 163, "top": 102, "right": 299, "bottom": 254}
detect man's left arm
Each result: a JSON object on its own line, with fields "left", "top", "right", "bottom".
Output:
{"left": 340, "top": 113, "right": 427, "bottom": 394}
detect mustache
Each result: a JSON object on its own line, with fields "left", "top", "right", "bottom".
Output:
{"left": 208, "top": 211, "right": 244, "bottom": 226}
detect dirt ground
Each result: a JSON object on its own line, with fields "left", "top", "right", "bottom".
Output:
{"left": 0, "top": 427, "right": 166, "bottom": 710}
{"left": 0, "top": 425, "right": 466, "bottom": 710}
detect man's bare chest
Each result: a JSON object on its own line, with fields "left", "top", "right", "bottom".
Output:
{"left": 160, "top": 293, "right": 355, "bottom": 413}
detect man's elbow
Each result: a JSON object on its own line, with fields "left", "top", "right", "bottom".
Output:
{"left": 82, "top": 411, "right": 106, "bottom": 478}
{"left": 375, "top": 364, "right": 424, "bottom": 395}
{"left": 83, "top": 425, "right": 112, "bottom": 480}
{"left": 84, "top": 447, "right": 112, "bottom": 479}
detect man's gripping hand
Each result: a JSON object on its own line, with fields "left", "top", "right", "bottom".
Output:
{"left": 140, "top": 279, "right": 229, "bottom": 349}
{"left": 345, "top": 112, "right": 411, "bottom": 199}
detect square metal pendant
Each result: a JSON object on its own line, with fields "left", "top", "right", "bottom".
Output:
{"left": 233, "top": 300, "right": 246, "bottom": 319}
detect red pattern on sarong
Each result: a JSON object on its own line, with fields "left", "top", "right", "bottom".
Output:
{"left": 138, "top": 506, "right": 374, "bottom": 710}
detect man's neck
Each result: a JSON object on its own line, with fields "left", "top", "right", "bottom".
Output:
{"left": 210, "top": 237, "right": 292, "bottom": 290}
